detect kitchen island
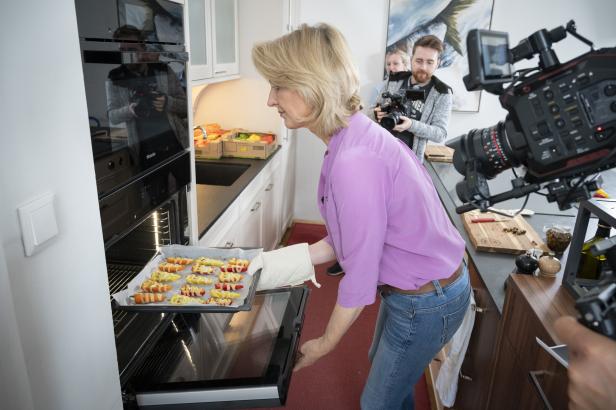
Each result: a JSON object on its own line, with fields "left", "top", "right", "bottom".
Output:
{"left": 424, "top": 159, "right": 616, "bottom": 410}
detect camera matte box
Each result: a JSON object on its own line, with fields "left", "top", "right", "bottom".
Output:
{"left": 223, "top": 132, "right": 278, "bottom": 159}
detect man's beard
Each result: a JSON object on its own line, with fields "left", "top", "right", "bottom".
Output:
{"left": 412, "top": 70, "right": 431, "bottom": 84}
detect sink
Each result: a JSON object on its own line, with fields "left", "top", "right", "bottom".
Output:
{"left": 195, "top": 162, "right": 250, "bottom": 186}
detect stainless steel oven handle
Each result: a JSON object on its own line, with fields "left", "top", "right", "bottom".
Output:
{"left": 83, "top": 50, "right": 188, "bottom": 64}
{"left": 121, "top": 51, "right": 189, "bottom": 64}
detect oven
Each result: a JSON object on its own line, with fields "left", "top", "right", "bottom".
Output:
{"left": 75, "top": 2, "right": 309, "bottom": 407}
{"left": 76, "top": 0, "right": 189, "bottom": 199}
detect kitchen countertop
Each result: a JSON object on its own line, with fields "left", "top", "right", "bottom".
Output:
{"left": 426, "top": 160, "right": 583, "bottom": 314}
{"left": 196, "top": 146, "right": 281, "bottom": 239}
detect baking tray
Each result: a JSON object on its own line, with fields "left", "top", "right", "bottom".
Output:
{"left": 112, "top": 245, "right": 262, "bottom": 313}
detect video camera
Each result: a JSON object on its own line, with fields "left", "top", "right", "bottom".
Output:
{"left": 379, "top": 87, "right": 426, "bottom": 131}
{"left": 447, "top": 20, "right": 616, "bottom": 214}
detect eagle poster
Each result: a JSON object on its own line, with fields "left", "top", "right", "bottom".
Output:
{"left": 387, "top": 0, "right": 495, "bottom": 111}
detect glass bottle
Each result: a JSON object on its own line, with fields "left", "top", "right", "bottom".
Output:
{"left": 577, "top": 220, "right": 612, "bottom": 280}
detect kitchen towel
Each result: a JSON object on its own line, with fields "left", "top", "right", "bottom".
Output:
{"left": 435, "top": 291, "right": 476, "bottom": 407}
{"left": 248, "top": 243, "right": 321, "bottom": 291}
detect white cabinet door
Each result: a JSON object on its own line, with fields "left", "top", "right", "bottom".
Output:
{"left": 211, "top": 0, "right": 239, "bottom": 77}
{"left": 235, "top": 191, "right": 263, "bottom": 248}
{"left": 278, "top": 130, "right": 296, "bottom": 234}
{"left": 198, "top": 200, "right": 239, "bottom": 247}
{"left": 260, "top": 174, "right": 279, "bottom": 250}
{"left": 187, "top": 0, "right": 213, "bottom": 81}
{"left": 187, "top": 0, "right": 238, "bottom": 84}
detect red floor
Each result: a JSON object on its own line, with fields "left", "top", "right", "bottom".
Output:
{"left": 251, "top": 222, "right": 430, "bottom": 410}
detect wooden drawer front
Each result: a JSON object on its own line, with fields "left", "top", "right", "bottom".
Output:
{"left": 455, "top": 262, "right": 500, "bottom": 410}
{"left": 490, "top": 337, "right": 546, "bottom": 410}
{"left": 493, "top": 277, "right": 569, "bottom": 409}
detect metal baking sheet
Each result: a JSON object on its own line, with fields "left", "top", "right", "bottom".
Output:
{"left": 112, "top": 245, "right": 262, "bottom": 313}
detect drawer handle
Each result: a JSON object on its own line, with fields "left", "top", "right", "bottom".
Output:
{"left": 215, "top": 70, "right": 226, "bottom": 74}
{"left": 459, "top": 370, "right": 473, "bottom": 382}
{"left": 265, "top": 183, "right": 274, "bottom": 192}
{"left": 251, "top": 202, "right": 261, "bottom": 212}
{"left": 224, "top": 241, "right": 234, "bottom": 248}
{"left": 472, "top": 305, "right": 487, "bottom": 313}
{"left": 529, "top": 370, "right": 553, "bottom": 410}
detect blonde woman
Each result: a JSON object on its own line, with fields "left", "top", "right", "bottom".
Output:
{"left": 249, "top": 23, "right": 470, "bottom": 410}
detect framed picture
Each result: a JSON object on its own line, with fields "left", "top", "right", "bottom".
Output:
{"left": 386, "top": 0, "right": 495, "bottom": 112}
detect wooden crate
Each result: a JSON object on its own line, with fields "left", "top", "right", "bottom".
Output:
{"left": 195, "top": 140, "right": 223, "bottom": 159}
{"left": 223, "top": 133, "right": 277, "bottom": 159}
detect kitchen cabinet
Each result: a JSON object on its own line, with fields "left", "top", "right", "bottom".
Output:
{"left": 235, "top": 187, "right": 264, "bottom": 248}
{"left": 198, "top": 200, "right": 239, "bottom": 247}
{"left": 276, "top": 130, "right": 296, "bottom": 240}
{"left": 452, "top": 260, "right": 501, "bottom": 410}
{"left": 261, "top": 153, "right": 283, "bottom": 251}
{"left": 488, "top": 274, "right": 573, "bottom": 410}
{"left": 186, "top": 0, "right": 239, "bottom": 84}
{"left": 198, "top": 146, "right": 292, "bottom": 252}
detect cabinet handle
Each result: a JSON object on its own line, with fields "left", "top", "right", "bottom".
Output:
{"left": 459, "top": 370, "right": 473, "bottom": 382}
{"left": 251, "top": 202, "right": 261, "bottom": 212}
{"left": 265, "top": 183, "right": 274, "bottom": 192}
{"left": 472, "top": 305, "right": 487, "bottom": 313}
{"left": 471, "top": 288, "right": 487, "bottom": 313}
{"left": 529, "top": 370, "right": 553, "bottom": 410}
{"left": 224, "top": 241, "right": 234, "bottom": 248}
{"left": 214, "top": 70, "right": 226, "bottom": 74}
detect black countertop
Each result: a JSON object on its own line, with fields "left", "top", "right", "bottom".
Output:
{"left": 196, "top": 146, "right": 282, "bottom": 239}
{"left": 425, "top": 161, "right": 580, "bottom": 314}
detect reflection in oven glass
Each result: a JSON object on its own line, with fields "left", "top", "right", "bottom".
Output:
{"left": 136, "top": 292, "right": 291, "bottom": 384}
{"left": 105, "top": 25, "right": 187, "bottom": 171}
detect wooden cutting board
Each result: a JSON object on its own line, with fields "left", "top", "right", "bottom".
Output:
{"left": 424, "top": 145, "right": 454, "bottom": 163}
{"left": 461, "top": 211, "right": 549, "bottom": 254}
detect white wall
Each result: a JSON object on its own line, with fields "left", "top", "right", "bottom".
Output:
{"left": 1, "top": 1, "right": 122, "bottom": 409}
{"left": 192, "top": 0, "right": 287, "bottom": 136}
{"left": 293, "top": 0, "right": 616, "bottom": 221}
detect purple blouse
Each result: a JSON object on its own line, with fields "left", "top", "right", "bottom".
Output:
{"left": 318, "top": 112, "right": 465, "bottom": 308}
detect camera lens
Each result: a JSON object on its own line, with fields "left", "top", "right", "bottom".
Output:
{"left": 448, "top": 121, "right": 517, "bottom": 178}
{"left": 380, "top": 112, "right": 400, "bottom": 131}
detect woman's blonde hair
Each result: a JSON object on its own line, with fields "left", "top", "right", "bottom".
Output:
{"left": 252, "top": 23, "right": 362, "bottom": 138}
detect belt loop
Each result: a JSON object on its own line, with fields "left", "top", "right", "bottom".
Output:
{"left": 433, "top": 280, "right": 444, "bottom": 297}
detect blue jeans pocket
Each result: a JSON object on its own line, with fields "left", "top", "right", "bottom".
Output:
{"left": 442, "top": 290, "right": 471, "bottom": 343}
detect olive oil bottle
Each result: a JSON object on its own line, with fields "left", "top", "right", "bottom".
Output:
{"left": 577, "top": 220, "right": 612, "bottom": 280}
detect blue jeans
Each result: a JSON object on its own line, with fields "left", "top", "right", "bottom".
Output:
{"left": 360, "top": 265, "right": 471, "bottom": 410}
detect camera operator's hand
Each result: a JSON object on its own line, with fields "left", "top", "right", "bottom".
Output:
{"left": 554, "top": 315, "right": 616, "bottom": 410}
{"left": 374, "top": 106, "right": 386, "bottom": 122}
{"left": 152, "top": 93, "right": 166, "bottom": 112}
{"left": 392, "top": 116, "right": 412, "bottom": 133}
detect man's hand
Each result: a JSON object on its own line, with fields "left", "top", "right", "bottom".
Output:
{"left": 392, "top": 115, "right": 412, "bottom": 132}
{"left": 294, "top": 337, "right": 333, "bottom": 372}
{"left": 152, "top": 94, "right": 166, "bottom": 112}
{"left": 554, "top": 316, "right": 616, "bottom": 410}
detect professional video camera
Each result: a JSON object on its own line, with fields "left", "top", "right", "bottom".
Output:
{"left": 447, "top": 20, "right": 616, "bottom": 214}
{"left": 379, "top": 87, "right": 426, "bottom": 131}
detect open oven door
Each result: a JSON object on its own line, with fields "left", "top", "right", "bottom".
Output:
{"left": 125, "top": 286, "right": 309, "bottom": 409}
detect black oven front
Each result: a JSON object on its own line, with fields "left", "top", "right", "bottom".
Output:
{"left": 76, "top": 0, "right": 188, "bottom": 199}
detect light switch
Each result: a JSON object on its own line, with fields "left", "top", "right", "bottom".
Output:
{"left": 18, "top": 192, "right": 59, "bottom": 256}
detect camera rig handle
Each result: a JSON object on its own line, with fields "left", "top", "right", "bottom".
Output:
{"left": 510, "top": 24, "right": 567, "bottom": 70}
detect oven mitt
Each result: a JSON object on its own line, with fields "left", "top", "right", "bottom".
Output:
{"left": 248, "top": 243, "right": 321, "bottom": 291}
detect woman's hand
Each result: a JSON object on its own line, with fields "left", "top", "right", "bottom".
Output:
{"left": 294, "top": 304, "right": 364, "bottom": 372}
{"left": 294, "top": 337, "right": 333, "bottom": 372}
